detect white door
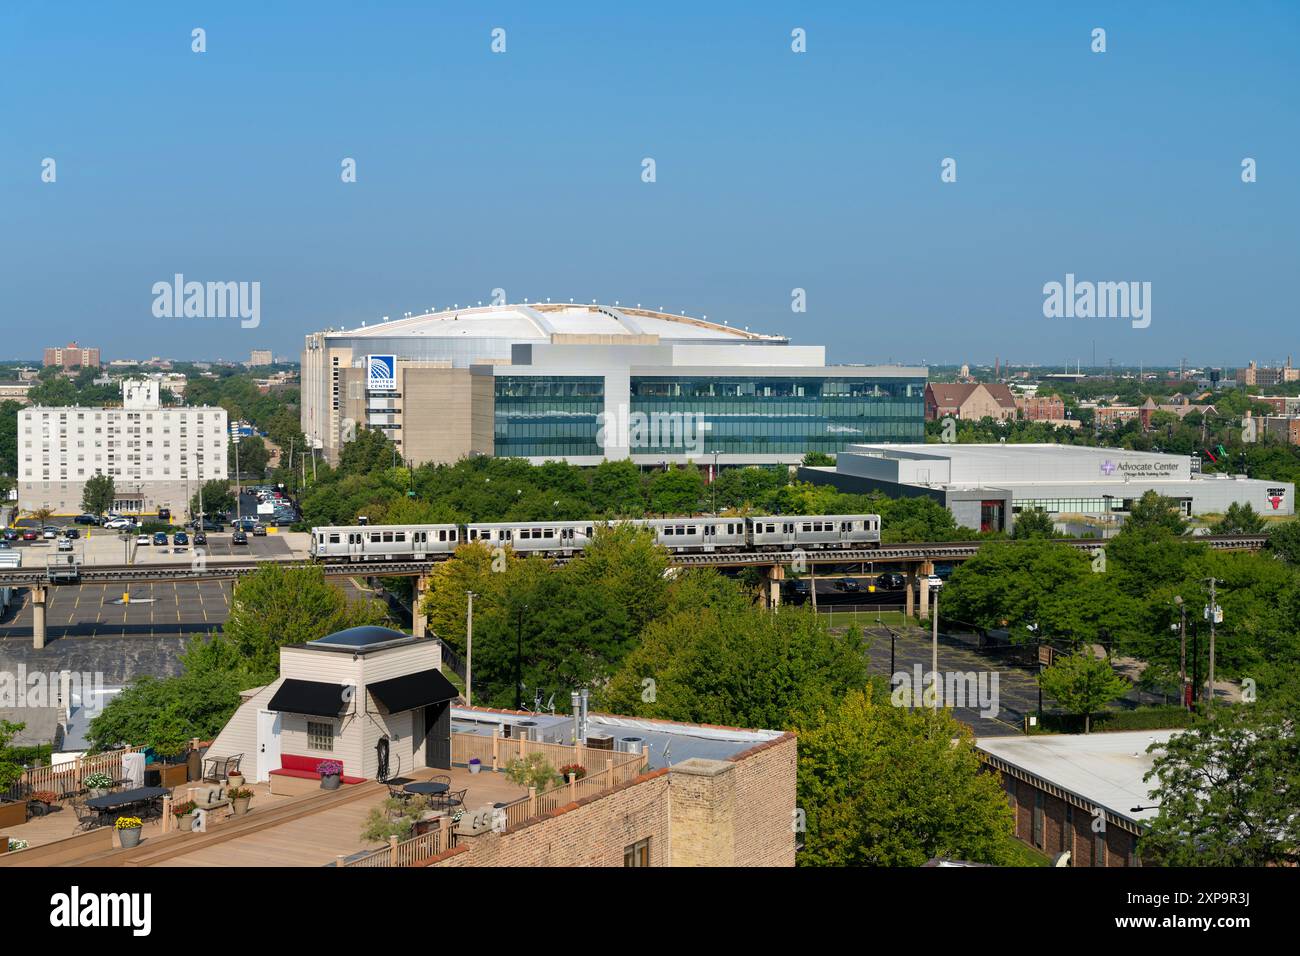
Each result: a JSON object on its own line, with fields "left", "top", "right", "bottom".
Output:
{"left": 256, "top": 709, "right": 282, "bottom": 782}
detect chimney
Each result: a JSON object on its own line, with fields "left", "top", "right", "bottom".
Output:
{"left": 571, "top": 691, "right": 581, "bottom": 745}
{"left": 579, "top": 688, "right": 590, "bottom": 743}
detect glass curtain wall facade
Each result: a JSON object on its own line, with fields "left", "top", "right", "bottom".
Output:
{"left": 629, "top": 376, "right": 925, "bottom": 456}
{"left": 494, "top": 376, "right": 604, "bottom": 457}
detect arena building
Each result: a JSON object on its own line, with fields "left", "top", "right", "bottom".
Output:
{"left": 301, "top": 302, "right": 925, "bottom": 467}
{"left": 799, "top": 443, "right": 1294, "bottom": 533}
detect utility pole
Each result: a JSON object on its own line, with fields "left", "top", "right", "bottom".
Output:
{"left": 1174, "top": 596, "right": 1188, "bottom": 710}
{"left": 931, "top": 588, "right": 939, "bottom": 710}
{"left": 1204, "top": 578, "right": 1221, "bottom": 712}
{"left": 465, "top": 590, "right": 475, "bottom": 707}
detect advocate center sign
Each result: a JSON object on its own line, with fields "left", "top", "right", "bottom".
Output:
{"left": 1098, "top": 458, "right": 1185, "bottom": 478}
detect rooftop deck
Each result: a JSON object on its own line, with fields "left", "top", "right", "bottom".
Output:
{"left": 2, "top": 766, "right": 527, "bottom": 867}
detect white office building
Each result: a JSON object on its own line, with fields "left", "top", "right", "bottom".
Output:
{"left": 18, "top": 379, "right": 228, "bottom": 516}
{"left": 800, "top": 443, "right": 1294, "bottom": 533}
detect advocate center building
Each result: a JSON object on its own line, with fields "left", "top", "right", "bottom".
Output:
{"left": 302, "top": 303, "right": 926, "bottom": 467}
{"left": 800, "top": 443, "right": 1294, "bottom": 532}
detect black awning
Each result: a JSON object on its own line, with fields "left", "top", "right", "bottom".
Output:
{"left": 267, "top": 678, "right": 352, "bottom": 719}
{"left": 368, "top": 669, "right": 459, "bottom": 715}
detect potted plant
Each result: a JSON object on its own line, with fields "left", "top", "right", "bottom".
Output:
{"left": 172, "top": 799, "right": 198, "bottom": 832}
{"left": 559, "top": 763, "right": 587, "bottom": 781}
{"left": 83, "top": 772, "right": 114, "bottom": 798}
{"left": 227, "top": 769, "right": 245, "bottom": 789}
{"left": 317, "top": 760, "right": 343, "bottom": 790}
{"left": 7, "top": 838, "right": 29, "bottom": 852}
{"left": 227, "top": 786, "right": 253, "bottom": 816}
{"left": 115, "top": 816, "right": 144, "bottom": 849}
{"left": 148, "top": 707, "right": 193, "bottom": 789}
{"left": 468, "top": 757, "right": 482, "bottom": 775}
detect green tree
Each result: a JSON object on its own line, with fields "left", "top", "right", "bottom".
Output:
{"left": 1216, "top": 501, "right": 1266, "bottom": 535}
{"left": 648, "top": 463, "right": 705, "bottom": 515}
{"left": 224, "top": 564, "right": 389, "bottom": 675}
{"left": 81, "top": 473, "right": 115, "bottom": 516}
{"left": 801, "top": 451, "right": 835, "bottom": 467}
{"left": 1011, "top": 507, "right": 1056, "bottom": 539}
{"left": 0, "top": 720, "right": 28, "bottom": 790}
{"left": 1141, "top": 699, "right": 1299, "bottom": 866}
{"left": 1267, "top": 521, "right": 1300, "bottom": 564}
{"left": 603, "top": 604, "right": 869, "bottom": 730}
{"left": 796, "top": 690, "right": 1017, "bottom": 866}
{"left": 1037, "top": 651, "right": 1131, "bottom": 732}
{"left": 189, "top": 479, "right": 235, "bottom": 520}
{"left": 231, "top": 435, "right": 270, "bottom": 478}
{"left": 1123, "top": 490, "right": 1189, "bottom": 536}
{"left": 0, "top": 400, "right": 20, "bottom": 477}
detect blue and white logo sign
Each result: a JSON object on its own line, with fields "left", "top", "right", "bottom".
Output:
{"left": 367, "top": 354, "right": 397, "bottom": 391}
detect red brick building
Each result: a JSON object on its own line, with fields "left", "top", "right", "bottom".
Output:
{"left": 43, "top": 341, "right": 100, "bottom": 369}
{"left": 925, "top": 382, "right": 1018, "bottom": 422}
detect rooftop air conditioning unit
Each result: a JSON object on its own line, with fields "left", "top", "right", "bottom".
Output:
{"left": 514, "top": 721, "right": 541, "bottom": 742}
{"left": 616, "top": 736, "right": 645, "bottom": 754}
{"left": 585, "top": 733, "right": 615, "bottom": 751}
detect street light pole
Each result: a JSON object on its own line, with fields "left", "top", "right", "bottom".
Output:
{"left": 1174, "top": 595, "right": 1188, "bottom": 710}
{"left": 931, "top": 588, "right": 939, "bottom": 710}
{"left": 465, "top": 590, "right": 475, "bottom": 707}
{"left": 1204, "top": 577, "right": 1220, "bottom": 712}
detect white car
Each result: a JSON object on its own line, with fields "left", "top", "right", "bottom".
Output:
{"left": 135, "top": 534, "right": 150, "bottom": 546}
{"left": 104, "top": 517, "right": 133, "bottom": 529}
{"left": 926, "top": 574, "right": 944, "bottom": 590}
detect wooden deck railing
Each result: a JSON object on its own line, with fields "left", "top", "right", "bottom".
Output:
{"left": 15, "top": 746, "right": 148, "bottom": 797}
{"left": 341, "top": 825, "right": 448, "bottom": 868}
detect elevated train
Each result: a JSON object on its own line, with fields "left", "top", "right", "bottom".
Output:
{"left": 309, "top": 514, "right": 881, "bottom": 562}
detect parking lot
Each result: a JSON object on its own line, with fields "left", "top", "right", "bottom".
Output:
{"left": 0, "top": 575, "right": 385, "bottom": 684}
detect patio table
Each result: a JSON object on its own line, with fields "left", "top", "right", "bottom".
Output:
{"left": 86, "top": 786, "right": 169, "bottom": 824}
{"left": 402, "top": 782, "right": 449, "bottom": 797}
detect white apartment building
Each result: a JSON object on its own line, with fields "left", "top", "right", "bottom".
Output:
{"left": 18, "top": 379, "right": 228, "bottom": 516}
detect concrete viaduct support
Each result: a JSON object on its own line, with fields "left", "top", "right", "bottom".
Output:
{"left": 32, "top": 586, "right": 48, "bottom": 650}
{"left": 413, "top": 575, "right": 429, "bottom": 638}
{"left": 764, "top": 564, "right": 785, "bottom": 610}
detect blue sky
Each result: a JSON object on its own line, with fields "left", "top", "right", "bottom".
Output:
{"left": 1, "top": 1, "right": 1296, "bottom": 367}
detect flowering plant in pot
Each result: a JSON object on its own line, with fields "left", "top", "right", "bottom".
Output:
{"left": 558, "top": 763, "right": 587, "bottom": 781}
{"left": 83, "top": 772, "right": 114, "bottom": 797}
{"left": 227, "top": 786, "right": 254, "bottom": 816}
{"left": 172, "top": 799, "right": 197, "bottom": 831}
{"left": 468, "top": 757, "right": 482, "bottom": 775}
{"left": 115, "top": 815, "right": 144, "bottom": 848}
{"left": 227, "top": 769, "right": 245, "bottom": 788}
{"left": 317, "top": 760, "right": 343, "bottom": 790}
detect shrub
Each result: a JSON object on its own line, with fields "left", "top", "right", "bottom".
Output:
{"left": 558, "top": 763, "right": 587, "bottom": 780}
{"left": 504, "top": 752, "right": 558, "bottom": 791}
{"left": 172, "top": 800, "right": 197, "bottom": 817}
{"left": 83, "top": 772, "right": 114, "bottom": 790}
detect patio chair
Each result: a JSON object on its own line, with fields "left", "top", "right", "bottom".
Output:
{"left": 387, "top": 783, "right": 413, "bottom": 803}
{"left": 430, "top": 774, "right": 451, "bottom": 788}
{"left": 443, "top": 788, "right": 468, "bottom": 810}
{"left": 71, "top": 799, "right": 100, "bottom": 831}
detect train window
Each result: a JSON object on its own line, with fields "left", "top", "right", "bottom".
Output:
{"left": 544, "top": 529, "right": 554, "bottom": 539}
{"left": 438, "top": 530, "right": 446, "bottom": 541}
{"left": 328, "top": 533, "right": 340, "bottom": 544}
{"left": 586, "top": 527, "right": 593, "bottom": 536}
{"left": 687, "top": 526, "right": 696, "bottom": 535}
{"left": 395, "top": 532, "right": 406, "bottom": 543}
{"left": 451, "top": 529, "right": 458, "bottom": 540}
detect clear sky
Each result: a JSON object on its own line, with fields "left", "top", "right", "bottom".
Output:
{"left": 1, "top": 1, "right": 1296, "bottom": 368}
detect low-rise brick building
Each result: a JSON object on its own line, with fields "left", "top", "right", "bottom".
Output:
{"left": 977, "top": 730, "right": 1177, "bottom": 867}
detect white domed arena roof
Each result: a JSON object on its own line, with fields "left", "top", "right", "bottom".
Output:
{"left": 327, "top": 303, "right": 786, "bottom": 344}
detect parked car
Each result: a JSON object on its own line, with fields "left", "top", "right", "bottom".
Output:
{"left": 135, "top": 534, "right": 150, "bottom": 546}
{"left": 193, "top": 531, "right": 207, "bottom": 546}
{"left": 2, "top": 528, "right": 18, "bottom": 541}
{"left": 173, "top": 531, "right": 189, "bottom": 547}
{"left": 62, "top": 528, "right": 80, "bottom": 539}
{"left": 104, "top": 517, "right": 134, "bottom": 530}
{"left": 0, "top": 541, "right": 10, "bottom": 550}
{"left": 926, "top": 574, "right": 944, "bottom": 590}
{"left": 152, "top": 531, "right": 169, "bottom": 546}
{"left": 189, "top": 519, "right": 223, "bottom": 532}
{"left": 157, "top": 508, "right": 171, "bottom": 521}
{"left": 21, "top": 529, "right": 38, "bottom": 541}
{"left": 42, "top": 527, "right": 59, "bottom": 539}
{"left": 57, "top": 538, "right": 74, "bottom": 552}
{"left": 231, "top": 530, "right": 248, "bottom": 545}
{"left": 834, "top": 578, "right": 861, "bottom": 593}
{"left": 784, "top": 580, "right": 811, "bottom": 604}
{"left": 876, "top": 573, "right": 906, "bottom": 591}
{"left": 252, "top": 524, "right": 267, "bottom": 537}
{"left": 73, "top": 513, "right": 100, "bottom": 525}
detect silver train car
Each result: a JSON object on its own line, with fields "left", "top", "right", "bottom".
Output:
{"left": 747, "top": 514, "right": 881, "bottom": 550}
{"left": 309, "top": 513, "right": 881, "bottom": 562}
{"left": 465, "top": 521, "right": 595, "bottom": 555}
{"left": 309, "top": 524, "right": 461, "bottom": 561}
